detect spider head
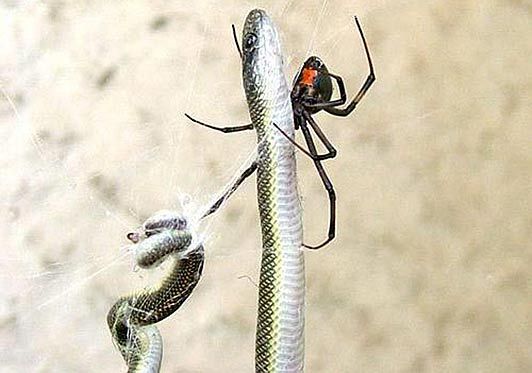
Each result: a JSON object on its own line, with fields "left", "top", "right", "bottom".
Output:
{"left": 304, "top": 56, "right": 327, "bottom": 72}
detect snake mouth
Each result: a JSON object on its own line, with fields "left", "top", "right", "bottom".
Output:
{"left": 126, "top": 212, "right": 188, "bottom": 246}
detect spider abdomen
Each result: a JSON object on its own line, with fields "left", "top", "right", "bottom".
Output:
{"left": 291, "top": 56, "right": 333, "bottom": 114}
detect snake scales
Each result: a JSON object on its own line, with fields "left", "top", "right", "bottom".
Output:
{"left": 107, "top": 211, "right": 204, "bottom": 372}
{"left": 241, "top": 10, "right": 305, "bottom": 372}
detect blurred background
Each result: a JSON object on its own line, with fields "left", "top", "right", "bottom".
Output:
{"left": 1, "top": 0, "right": 530, "bottom": 372}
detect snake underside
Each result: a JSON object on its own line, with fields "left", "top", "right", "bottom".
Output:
{"left": 242, "top": 9, "right": 305, "bottom": 372}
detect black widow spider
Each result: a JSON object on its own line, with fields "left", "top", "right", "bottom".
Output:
{"left": 186, "top": 16, "right": 375, "bottom": 250}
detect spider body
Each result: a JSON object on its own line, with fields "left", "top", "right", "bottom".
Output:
{"left": 291, "top": 56, "right": 333, "bottom": 119}
{"left": 277, "top": 17, "right": 375, "bottom": 249}
{"left": 184, "top": 16, "right": 375, "bottom": 249}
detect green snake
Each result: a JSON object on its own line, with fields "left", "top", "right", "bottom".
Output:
{"left": 242, "top": 9, "right": 305, "bottom": 372}
{"left": 108, "top": 9, "right": 304, "bottom": 373}
{"left": 107, "top": 211, "right": 204, "bottom": 372}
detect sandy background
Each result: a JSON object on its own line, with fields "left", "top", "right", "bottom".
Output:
{"left": 1, "top": 0, "right": 531, "bottom": 372}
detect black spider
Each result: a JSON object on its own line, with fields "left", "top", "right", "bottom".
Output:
{"left": 186, "top": 17, "right": 375, "bottom": 250}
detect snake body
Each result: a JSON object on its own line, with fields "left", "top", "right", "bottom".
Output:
{"left": 107, "top": 211, "right": 204, "bottom": 372}
{"left": 242, "top": 10, "right": 305, "bottom": 372}
{"left": 108, "top": 9, "right": 304, "bottom": 373}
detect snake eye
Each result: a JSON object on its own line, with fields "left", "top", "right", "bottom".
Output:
{"left": 243, "top": 33, "right": 258, "bottom": 50}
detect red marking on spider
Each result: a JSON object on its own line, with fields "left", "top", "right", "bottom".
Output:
{"left": 300, "top": 67, "right": 318, "bottom": 86}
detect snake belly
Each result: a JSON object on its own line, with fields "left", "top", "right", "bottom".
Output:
{"left": 242, "top": 9, "right": 305, "bottom": 372}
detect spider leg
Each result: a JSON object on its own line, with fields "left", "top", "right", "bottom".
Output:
{"left": 202, "top": 161, "right": 258, "bottom": 219}
{"left": 325, "top": 16, "right": 375, "bottom": 117}
{"left": 302, "top": 72, "right": 347, "bottom": 111}
{"left": 183, "top": 26, "right": 246, "bottom": 133}
{"left": 302, "top": 111, "right": 337, "bottom": 160}
{"left": 271, "top": 120, "right": 315, "bottom": 159}
{"left": 184, "top": 114, "right": 253, "bottom": 133}
{"left": 298, "top": 120, "right": 336, "bottom": 249}
{"left": 231, "top": 24, "right": 243, "bottom": 59}
{"left": 271, "top": 115, "right": 336, "bottom": 161}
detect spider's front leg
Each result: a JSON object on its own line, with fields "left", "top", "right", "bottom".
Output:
{"left": 184, "top": 114, "right": 253, "bottom": 133}
{"left": 324, "top": 16, "right": 376, "bottom": 117}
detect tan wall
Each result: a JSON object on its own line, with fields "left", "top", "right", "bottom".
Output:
{"left": 1, "top": 1, "right": 530, "bottom": 372}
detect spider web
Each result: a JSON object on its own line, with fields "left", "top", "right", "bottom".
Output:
{"left": 0, "top": 1, "right": 430, "bottom": 372}
{"left": 0, "top": 3, "right": 260, "bottom": 371}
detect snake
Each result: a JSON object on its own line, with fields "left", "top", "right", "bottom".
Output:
{"left": 107, "top": 211, "right": 204, "bottom": 372}
{"left": 108, "top": 9, "right": 304, "bottom": 373}
{"left": 242, "top": 9, "right": 306, "bottom": 372}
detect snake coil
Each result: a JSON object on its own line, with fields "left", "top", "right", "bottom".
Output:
{"left": 107, "top": 211, "right": 204, "bottom": 372}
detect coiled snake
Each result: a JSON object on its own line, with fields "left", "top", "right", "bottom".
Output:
{"left": 107, "top": 211, "right": 204, "bottom": 372}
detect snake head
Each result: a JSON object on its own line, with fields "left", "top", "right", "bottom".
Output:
{"left": 126, "top": 231, "right": 141, "bottom": 243}
{"left": 242, "top": 9, "right": 284, "bottom": 98}
{"left": 126, "top": 211, "right": 187, "bottom": 244}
